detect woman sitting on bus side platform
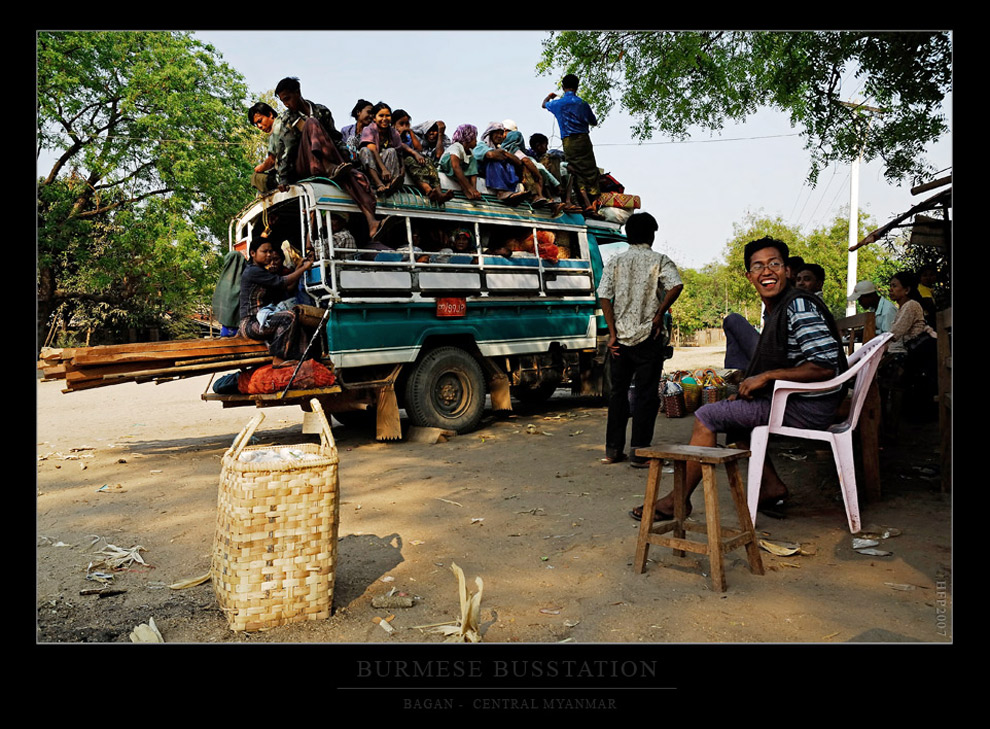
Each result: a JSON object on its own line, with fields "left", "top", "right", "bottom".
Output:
{"left": 239, "top": 238, "right": 316, "bottom": 367}
{"left": 438, "top": 124, "right": 483, "bottom": 202}
{"left": 358, "top": 102, "right": 406, "bottom": 196}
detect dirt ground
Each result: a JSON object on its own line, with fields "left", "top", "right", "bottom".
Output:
{"left": 36, "top": 345, "right": 952, "bottom": 652}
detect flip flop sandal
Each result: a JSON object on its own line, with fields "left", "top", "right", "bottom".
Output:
{"left": 629, "top": 505, "right": 676, "bottom": 523}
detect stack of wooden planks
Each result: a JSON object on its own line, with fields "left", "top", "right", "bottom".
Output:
{"left": 38, "top": 337, "right": 271, "bottom": 393}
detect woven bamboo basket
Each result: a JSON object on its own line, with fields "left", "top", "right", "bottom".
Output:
{"left": 212, "top": 399, "right": 339, "bottom": 632}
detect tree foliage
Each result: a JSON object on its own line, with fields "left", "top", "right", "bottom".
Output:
{"left": 37, "top": 31, "right": 256, "bottom": 346}
{"left": 538, "top": 31, "right": 951, "bottom": 185}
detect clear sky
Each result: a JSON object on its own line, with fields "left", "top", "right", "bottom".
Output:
{"left": 199, "top": 31, "right": 952, "bottom": 270}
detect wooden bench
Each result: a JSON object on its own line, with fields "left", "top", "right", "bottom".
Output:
{"left": 834, "top": 312, "right": 882, "bottom": 502}
{"left": 937, "top": 308, "right": 952, "bottom": 493}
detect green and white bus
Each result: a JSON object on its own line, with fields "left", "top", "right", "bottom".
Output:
{"left": 211, "top": 179, "right": 630, "bottom": 437}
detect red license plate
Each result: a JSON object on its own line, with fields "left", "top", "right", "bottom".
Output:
{"left": 436, "top": 297, "right": 467, "bottom": 317}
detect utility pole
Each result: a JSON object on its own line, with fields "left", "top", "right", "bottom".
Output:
{"left": 841, "top": 101, "right": 882, "bottom": 316}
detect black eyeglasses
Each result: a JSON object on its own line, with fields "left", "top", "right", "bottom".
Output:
{"left": 749, "top": 260, "right": 785, "bottom": 274}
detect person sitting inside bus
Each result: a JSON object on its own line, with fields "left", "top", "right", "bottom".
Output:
{"left": 431, "top": 227, "right": 476, "bottom": 263}
{"left": 330, "top": 213, "right": 357, "bottom": 260}
{"left": 438, "top": 124, "right": 483, "bottom": 202}
{"left": 239, "top": 238, "right": 316, "bottom": 367}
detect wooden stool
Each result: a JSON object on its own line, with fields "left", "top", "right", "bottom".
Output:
{"left": 633, "top": 445, "right": 764, "bottom": 592}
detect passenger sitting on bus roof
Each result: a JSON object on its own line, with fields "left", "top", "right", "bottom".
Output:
{"left": 273, "top": 77, "right": 383, "bottom": 240}
{"left": 239, "top": 238, "right": 316, "bottom": 368}
{"left": 438, "top": 124, "right": 483, "bottom": 202}
{"left": 473, "top": 122, "right": 530, "bottom": 205}
{"left": 340, "top": 99, "right": 374, "bottom": 162}
{"left": 247, "top": 101, "right": 282, "bottom": 194}
{"left": 500, "top": 130, "right": 555, "bottom": 206}
{"left": 331, "top": 213, "right": 358, "bottom": 260}
{"left": 528, "top": 133, "right": 579, "bottom": 212}
{"left": 393, "top": 109, "right": 455, "bottom": 204}
{"left": 358, "top": 102, "right": 406, "bottom": 196}
{"left": 413, "top": 119, "right": 449, "bottom": 163}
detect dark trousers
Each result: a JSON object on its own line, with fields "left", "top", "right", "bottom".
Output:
{"left": 723, "top": 312, "right": 759, "bottom": 370}
{"left": 605, "top": 336, "right": 665, "bottom": 460}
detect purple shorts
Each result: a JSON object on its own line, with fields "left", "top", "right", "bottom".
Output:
{"left": 695, "top": 394, "right": 841, "bottom": 436}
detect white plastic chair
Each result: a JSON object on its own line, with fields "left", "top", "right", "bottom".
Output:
{"left": 746, "top": 332, "right": 894, "bottom": 534}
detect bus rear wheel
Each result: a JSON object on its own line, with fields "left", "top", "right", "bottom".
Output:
{"left": 404, "top": 346, "right": 486, "bottom": 433}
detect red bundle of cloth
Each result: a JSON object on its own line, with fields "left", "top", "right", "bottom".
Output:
{"left": 238, "top": 359, "right": 336, "bottom": 394}
{"left": 508, "top": 230, "right": 559, "bottom": 264}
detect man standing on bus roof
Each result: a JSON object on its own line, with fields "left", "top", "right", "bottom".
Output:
{"left": 597, "top": 212, "right": 684, "bottom": 466}
{"left": 542, "top": 74, "right": 601, "bottom": 218}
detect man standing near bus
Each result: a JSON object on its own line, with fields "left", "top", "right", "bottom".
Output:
{"left": 597, "top": 212, "right": 683, "bottom": 466}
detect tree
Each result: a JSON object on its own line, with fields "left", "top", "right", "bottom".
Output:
{"left": 538, "top": 31, "right": 951, "bottom": 185}
{"left": 37, "top": 31, "right": 256, "bottom": 348}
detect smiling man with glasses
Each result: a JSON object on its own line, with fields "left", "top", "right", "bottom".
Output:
{"left": 630, "top": 236, "right": 847, "bottom": 524}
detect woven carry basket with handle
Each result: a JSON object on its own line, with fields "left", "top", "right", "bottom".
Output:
{"left": 212, "top": 399, "right": 339, "bottom": 632}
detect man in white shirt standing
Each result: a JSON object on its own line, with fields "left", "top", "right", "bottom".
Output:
{"left": 597, "top": 212, "right": 684, "bottom": 466}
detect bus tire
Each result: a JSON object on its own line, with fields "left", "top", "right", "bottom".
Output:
{"left": 404, "top": 346, "right": 486, "bottom": 433}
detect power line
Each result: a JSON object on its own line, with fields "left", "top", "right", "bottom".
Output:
{"left": 595, "top": 132, "right": 802, "bottom": 147}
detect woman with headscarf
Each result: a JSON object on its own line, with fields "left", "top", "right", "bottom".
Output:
{"left": 393, "top": 109, "right": 454, "bottom": 204}
{"left": 472, "top": 122, "right": 530, "bottom": 205}
{"left": 413, "top": 119, "right": 450, "bottom": 164}
{"left": 439, "top": 124, "right": 483, "bottom": 201}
